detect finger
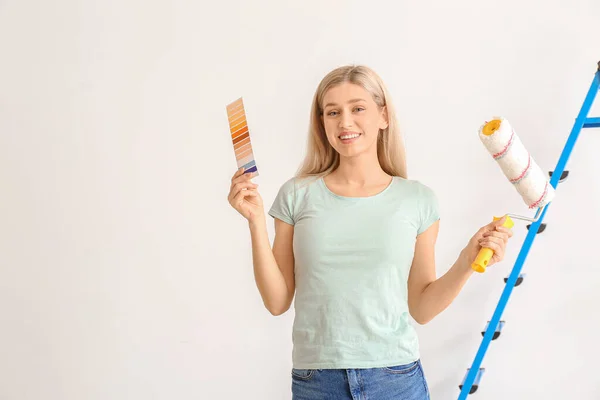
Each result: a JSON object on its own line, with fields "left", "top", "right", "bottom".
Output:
{"left": 480, "top": 241, "right": 503, "bottom": 258}
{"left": 231, "top": 173, "right": 258, "bottom": 188}
{"left": 495, "top": 215, "right": 508, "bottom": 226}
{"left": 232, "top": 188, "right": 257, "bottom": 206}
{"left": 486, "top": 216, "right": 510, "bottom": 232}
{"left": 481, "top": 235, "right": 506, "bottom": 246}
{"left": 485, "top": 216, "right": 503, "bottom": 229}
{"left": 232, "top": 167, "right": 245, "bottom": 181}
{"left": 495, "top": 225, "right": 513, "bottom": 235}
{"left": 491, "top": 251, "right": 505, "bottom": 263}
{"left": 231, "top": 171, "right": 256, "bottom": 189}
{"left": 230, "top": 169, "right": 246, "bottom": 189}
{"left": 490, "top": 226, "right": 512, "bottom": 236}
{"left": 231, "top": 167, "right": 252, "bottom": 181}
{"left": 229, "top": 181, "right": 257, "bottom": 202}
{"left": 232, "top": 190, "right": 246, "bottom": 207}
{"left": 477, "top": 225, "right": 488, "bottom": 236}
{"left": 483, "top": 219, "right": 502, "bottom": 232}
{"left": 235, "top": 189, "right": 258, "bottom": 200}
{"left": 483, "top": 231, "right": 510, "bottom": 242}
{"left": 231, "top": 181, "right": 258, "bottom": 198}
{"left": 498, "top": 227, "right": 514, "bottom": 238}
{"left": 479, "top": 239, "right": 500, "bottom": 253}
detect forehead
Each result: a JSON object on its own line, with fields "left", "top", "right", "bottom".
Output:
{"left": 322, "top": 83, "right": 372, "bottom": 106}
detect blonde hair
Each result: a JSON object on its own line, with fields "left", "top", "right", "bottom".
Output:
{"left": 295, "top": 65, "right": 407, "bottom": 179}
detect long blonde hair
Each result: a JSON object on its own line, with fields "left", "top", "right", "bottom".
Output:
{"left": 295, "top": 65, "right": 407, "bottom": 179}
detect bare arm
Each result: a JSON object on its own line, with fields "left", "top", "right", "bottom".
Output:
{"left": 407, "top": 221, "right": 473, "bottom": 324}
{"left": 249, "top": 216, "right": 295, "bottom": 316}
{"left": 407, "top": 218, "right": 513, "bottom": 324}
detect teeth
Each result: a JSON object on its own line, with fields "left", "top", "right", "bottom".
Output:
{"left": 340, "top": 133, "right": 360, "bottom": 139}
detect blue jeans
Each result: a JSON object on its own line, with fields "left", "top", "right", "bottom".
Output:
{"left": 291, "top": 359, "right": 430, "bottom": 399}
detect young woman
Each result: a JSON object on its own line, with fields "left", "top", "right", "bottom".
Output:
{"left": 227, "top": 65, "right": 513, "bottom": 399}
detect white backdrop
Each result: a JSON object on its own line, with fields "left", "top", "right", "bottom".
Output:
{"left": 1, "top": 0, "right": 600, "bottom": 399}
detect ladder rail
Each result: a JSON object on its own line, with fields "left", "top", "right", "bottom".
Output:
{"left": 458, "top": 64, "right": 600, "bottom": 399}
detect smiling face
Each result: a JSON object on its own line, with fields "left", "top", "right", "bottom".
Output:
{"left": 321, "top": 82, "right": 389, "bottom": 158}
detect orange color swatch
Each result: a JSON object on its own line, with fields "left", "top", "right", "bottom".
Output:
{"left": 226, "top": 97, "right": 258, "bottom": 176}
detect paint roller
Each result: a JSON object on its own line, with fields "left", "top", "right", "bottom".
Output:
{"left": 472, "top": 117, "right": 555, "bottom": 273}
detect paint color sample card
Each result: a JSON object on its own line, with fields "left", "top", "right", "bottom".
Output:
{"left": 226, "top": 97, "right": 258, "bottom": 176}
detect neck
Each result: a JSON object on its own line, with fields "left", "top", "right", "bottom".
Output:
{"left": 330, "top": 152, "right": 389, "bottom": 185}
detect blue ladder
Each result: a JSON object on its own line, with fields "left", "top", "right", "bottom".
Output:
{"left": 458, "top": 61, "right": 600, "bottom": 398}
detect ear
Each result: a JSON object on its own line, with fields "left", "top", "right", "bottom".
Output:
{"left": 379, "top": 106, "right": 389, "bottom": 130}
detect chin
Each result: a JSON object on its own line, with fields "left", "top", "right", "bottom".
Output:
{"left": 336, "top": 147, "right": 366, "bottom": 158}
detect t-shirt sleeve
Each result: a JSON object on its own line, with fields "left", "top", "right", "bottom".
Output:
{"left": 417, "top": 183, "right": 440, "bottom": 234}
{"left": 268, "top": 178, "right": 296, "bottom": 225}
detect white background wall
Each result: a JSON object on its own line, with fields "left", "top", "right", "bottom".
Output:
{"left": 1, "top": 0, "right": 599, "bottom": 399}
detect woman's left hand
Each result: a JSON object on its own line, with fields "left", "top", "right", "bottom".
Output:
{"left": 462, "top": 216, "right": 514, "bottom": 269}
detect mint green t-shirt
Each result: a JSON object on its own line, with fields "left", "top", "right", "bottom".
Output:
{"left": 268, "top": 175, "right": 440, "bottom": 369}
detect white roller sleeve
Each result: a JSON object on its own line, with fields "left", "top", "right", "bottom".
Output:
{"left": 478, "top": 117, "right": 555, "bottom": 209}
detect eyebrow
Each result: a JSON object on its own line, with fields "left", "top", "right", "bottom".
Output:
{"left": 323, "top": 98, "right": 366, "bottom": 109}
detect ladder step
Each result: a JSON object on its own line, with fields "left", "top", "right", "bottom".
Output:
{"left": 526, "top": 223, "right": 546, "bottom": 233}
{"left": 504, "top": 273, "right": 525, "bottom": 287}
{"left": 548, "top": 170, "right": 569, "bottom": 183}
{"left": 459, "top": 368, "right": 485, "bottom": 394}
{"left": 481, "top": 320, "right": 505, "bottom": 340}
{"left": 583, "top": 117, "right": 600, "bottom": 128}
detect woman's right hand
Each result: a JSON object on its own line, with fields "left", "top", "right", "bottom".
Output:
{"left": 228, "top": 167, "right": 264, "bottom": 223}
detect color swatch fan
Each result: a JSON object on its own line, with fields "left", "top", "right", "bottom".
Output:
{"left": 226, "top": 97, "right": 259, "bottom": 176}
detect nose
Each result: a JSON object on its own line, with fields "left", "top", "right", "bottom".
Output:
{"left": 339, "top": 111, "right": 353, "bottom": 128}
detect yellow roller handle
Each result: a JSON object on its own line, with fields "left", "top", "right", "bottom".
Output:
{"left": 471, "top": 215, "right": 515, "bottom": 273}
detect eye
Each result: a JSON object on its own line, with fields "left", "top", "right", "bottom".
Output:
{"left": 327, "top": 110, "right": 339, "bottom": 116}
{"left": 354, "top": 107, "right": 365, "bottom": 112}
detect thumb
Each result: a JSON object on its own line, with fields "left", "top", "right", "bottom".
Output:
{"left": 494, "top": 215, "right": 509, "bottom": 228}
{"left": 487, "top": 215, "right": 505, "bottom": 229}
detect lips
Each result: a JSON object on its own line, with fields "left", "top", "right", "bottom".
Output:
{"left": 338, "top": 132, "right": 362, "bottom": 145}
{"left": 338, "top": 132, "right": 362, "bottom": 139}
